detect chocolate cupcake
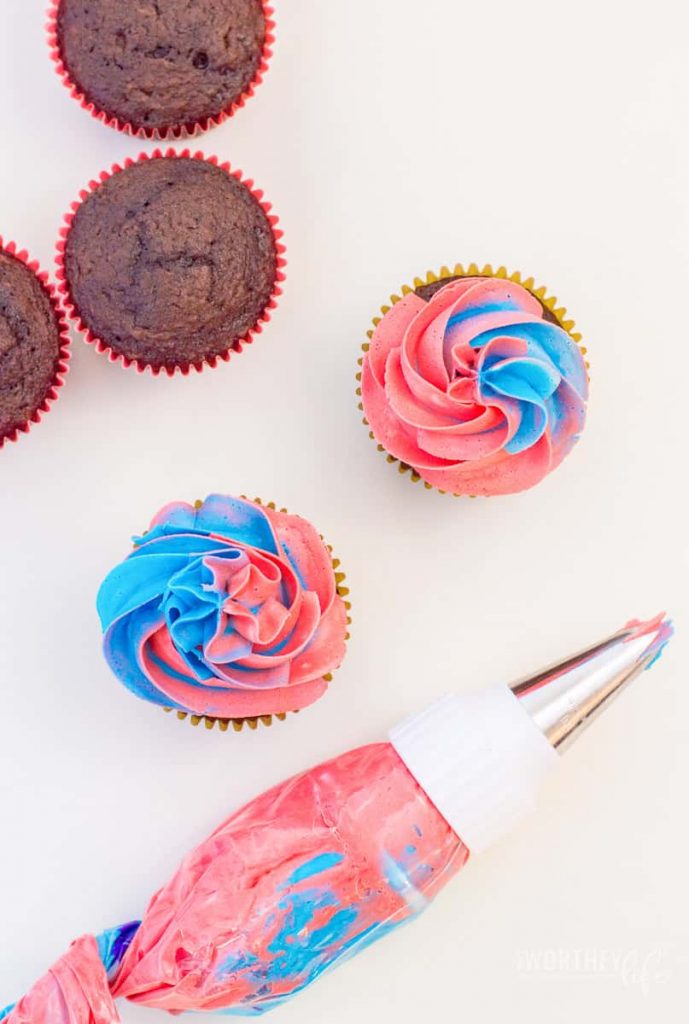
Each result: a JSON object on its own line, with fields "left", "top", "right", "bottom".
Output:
{"left": 359, "top": 264, "right": 589, "bottom": 497}
{"left": 49, "top": 0, "right": 273, "bottom": 137}
{"left": 0, "top": 240, "right": 70, "bottom": 449}
{"left": 57, "top": 152, "right": 284, "bottom": 374}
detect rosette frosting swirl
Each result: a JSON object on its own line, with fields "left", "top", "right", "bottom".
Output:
{"left": 361, "top": 276, "right": 588, "bottom": 496}
{"left": 97, "top": 496, "right": 348, "bottom": 720}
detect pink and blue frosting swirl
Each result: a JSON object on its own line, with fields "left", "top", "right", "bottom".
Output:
{"left": 97, "top": 495, "right": 348, "bottom": 719}
{"left": 361, "top": 276, "right": 588, "bottom": 495}
{"left": 1, "top": 744, "right": 467, "bottom": 1020}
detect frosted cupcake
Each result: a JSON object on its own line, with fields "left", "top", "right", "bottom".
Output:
{"left": 359, "top": 265, "right": 588, "bottom": 497}
{"left": 97, "top": 495, "right": 350, "bottom": 731}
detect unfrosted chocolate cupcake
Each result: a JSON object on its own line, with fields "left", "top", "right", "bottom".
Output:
{"left": 59, "top": 154, "right": 281, "bottom": 374}
{"left": 0, "top": 245, "right": 69, "bottom": 448}
{"left": 54, "top": 0, "right": 269, "bottom": 136}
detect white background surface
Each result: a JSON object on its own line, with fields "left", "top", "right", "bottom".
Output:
{"left": 0, "top": 1, "right": 687, "bottom": 1021}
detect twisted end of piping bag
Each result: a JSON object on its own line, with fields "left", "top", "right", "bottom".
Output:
{"left": 390, "top": 614, "right": 674, "bottom": 855}
{"left": 510, "top": 613, "right": 674, "bottom": 752}
{"left": 0, "top": 923, "right": 141, "bottom": 1023}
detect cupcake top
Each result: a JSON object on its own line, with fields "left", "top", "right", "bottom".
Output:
{"left": 56, "top": 0, "right": 267, "bottom": 134}
{"left": 61, "top": 156, "right": 278, "bottom": 372}
{"left": 361, "top": 271, "right": 588, "bottom": 497}
{"left": 97, "top": 495, "right": 349, "bottom": 724}
{"left": 0, "top": 250, "right": 64, "bottom": 444}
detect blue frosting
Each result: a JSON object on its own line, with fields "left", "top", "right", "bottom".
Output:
{"left": 433, "top": 286, "right": 589, "bottom": 465}
{"left": 139, "top": 495, "right": 281, "bottom": 555}
{"left": 208, "top": 842, "right": 432, "bottom": 1016}
{"left": 96, "top": 496, "right": 313, "bottom": 711}
{"left": 472, "top": 320, "right": 588, "bottom": 456}
{"left": 0, "top": 839, "right": 435, "bottom": 1019}
{"left": 285, "top": 852, "right": 345, "bottom": 885}
{"left": 97, "top": 921, "right": 141, "bottom": 979}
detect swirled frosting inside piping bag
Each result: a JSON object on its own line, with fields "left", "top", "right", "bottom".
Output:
{"left": 3, "top": 744, "right": 468, "bottom": 1019}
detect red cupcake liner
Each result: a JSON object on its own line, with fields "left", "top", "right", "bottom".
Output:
{"left": 0, "top": 237, "right": 71, "bottom": 451}
{"left": 46, "top": 0, "right": 276, "bottom": 139}
{"left": 55, "top": 148, "right": 287, "bottom": 377}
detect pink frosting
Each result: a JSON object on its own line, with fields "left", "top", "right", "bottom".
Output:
{"left": 5, "top": 744, "right": 467, "bottom": 1020}
{"left": 98, "top": 496, "right": 349, "bottom": 719}
{"left": 111, "top": 743, "right": 467, "bottom": 1012}
{"left": 5, "top": 936, "right": 118, "bottom": 1024}
{"left": 361, "top": 277, "right": 588, "bottom": 496}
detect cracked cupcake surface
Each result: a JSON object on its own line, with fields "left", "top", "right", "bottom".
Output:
{"left": 361, "top": 274, "right": 588, "bottom": 497}
{"left": 97, "top": 495, "right": 348, "bottom": 721}
{"left": 62, "top": 156, "right": 277, "bottom": 371}
{"left": 0, "top": 250, "right": 63, "bottom": 443}
{"left": 56, "top": 0, "right": 266, "bottom": 133}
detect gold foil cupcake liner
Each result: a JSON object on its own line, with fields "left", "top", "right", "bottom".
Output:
{"left": 164, "top": 707, "right": 291, "bottom": 733}
{"left": 357, "top": 262, "right": 588, "bottom": 497}
{"left": 164, "top": 496, "right": 351, "bottom": 733}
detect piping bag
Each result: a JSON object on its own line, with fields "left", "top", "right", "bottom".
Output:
{"left": 1, "top": 615, "right": 673, "bottom": 1021}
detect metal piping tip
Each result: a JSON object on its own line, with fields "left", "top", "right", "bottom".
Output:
{"left": 510, "top": 615, "right": 674, "bottom": 753}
